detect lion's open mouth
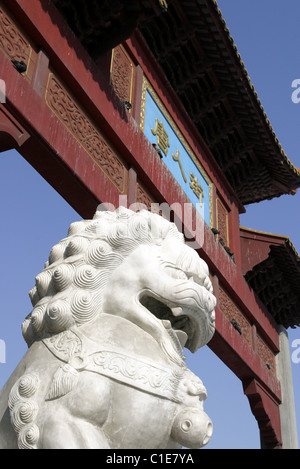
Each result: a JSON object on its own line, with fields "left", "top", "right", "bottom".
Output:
{"left": 140, "top": 294, "right": 193, "bottom": 351}
{"left": 139, "top": 277, "right": 215, "bottom": 355}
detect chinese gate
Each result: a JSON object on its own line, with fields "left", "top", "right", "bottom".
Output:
{"left": 1, "top": 0, "right": 300, "bottom": 448}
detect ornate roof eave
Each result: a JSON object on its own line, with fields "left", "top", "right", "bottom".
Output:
{"left": 240, "top": 227, "right": 300, "bottom": 329}
{"left": 209, "top": 1, "right": 300, "bottom": 199}
{"left": 139, "top": 0, "right": 300, "bottom": 205}
{"left": 51, "top": 0, "right": 168, "bottom": 58}
{"left": 52, "top": 0, "right": 300, "bottom": 206}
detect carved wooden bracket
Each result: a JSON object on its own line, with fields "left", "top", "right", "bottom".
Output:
{"left": 243, "top": 378, "right": 282, "bottom": 449}
{"left": 0, "top": 104, "right": 30, "bottom": 151}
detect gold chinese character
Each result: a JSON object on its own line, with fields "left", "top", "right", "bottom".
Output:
{"left": 172, "top": 150, "right": 187, "bottom": 182}
{"left": 190, "top": 173, "right": 204, "bottom": 207}
{"left": 151, "top": 118, "right": 170, "bottom": 156}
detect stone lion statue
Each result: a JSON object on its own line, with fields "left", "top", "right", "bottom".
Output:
{"left": 0, "top": 207, "right": 216, "bottom": 449}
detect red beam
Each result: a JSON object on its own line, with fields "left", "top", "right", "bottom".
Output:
{"left": 210, "top": 306, "right": 281, "bottom": 403}
{"left": 201, "top": 221, "right": 280, "bottom": 352}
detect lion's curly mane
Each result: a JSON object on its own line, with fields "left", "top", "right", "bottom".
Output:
{"left": 22, "top": 207, "right": 184, "bottom": 346}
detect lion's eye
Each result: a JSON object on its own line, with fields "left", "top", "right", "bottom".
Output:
{"left": 165, "top": 267, "right": 188, "bottom": 280}
{"left": 177, "top": 270, "right": 188, "bottom": 280}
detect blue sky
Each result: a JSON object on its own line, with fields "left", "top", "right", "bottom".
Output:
{"left": 0, "top": 0, "right": 300, "bottom": 449}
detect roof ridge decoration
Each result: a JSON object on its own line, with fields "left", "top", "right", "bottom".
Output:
{"left": 240, "top": 226, "right": 300, "bottom": 328}
{"left": 212, "top": 0, "right": 300, "bottom": 177}
{"left": 240, "top": 226, "right": 300, "bottom": 261}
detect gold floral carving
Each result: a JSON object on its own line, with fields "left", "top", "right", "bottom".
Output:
{"left": 45, "top": 73, "right": 126, "bottom": 193}
{"left": 219, "top": 286, "right": 276, "bottom": 375}
{"left": 216, "top": 198, "right": 229, "bottom": 246}
{"left": 135, "top": 183, "right": 154, "bottom": 210}
{"left": 135, "top": 182, "right": 161, "bottom": 215}
{"left": 256, "top": 334, "right": 276, "bottom": 375}
{"left": 0, "top": 7, "right": 31, "bottom": 71}
{"left": 219, "top": 285, "right": 252, "bottom": 348}
{"left": 110, "top": 45, "right": 134, "bottom": 107}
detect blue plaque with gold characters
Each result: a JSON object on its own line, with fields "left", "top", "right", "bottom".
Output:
{"left": 140, "top": 78, "right": 212, "bottom": 227}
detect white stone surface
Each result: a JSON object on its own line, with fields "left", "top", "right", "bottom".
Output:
{"left": 0, "top": 207, "right": 216, "bottom": 449}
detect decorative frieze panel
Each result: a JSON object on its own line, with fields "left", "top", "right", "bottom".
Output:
{"left": 256, "top": 333, "right": 276, "bottom": 375}
{"left": 0, "top": 5, "right": 35, "bottom": 82}
{"left": 136, "top": 182, "right": 153, "bottom": 210}
{"left": 110, "top": 45, "right": 135, "bottom": 108}
{"left": 135, "top": 182, "right": 161, "bottom": 215}
{"left": 218, "top": 284, "right": 277, "bottom": 376}
{"left": 216, "top": 197, "right": 229, "bottom": 247}
{"left": 218, "top": 285, "right": 253, "bottom": 349}
{"left": 45, "top": 73, "right": 127, "bottom": 193}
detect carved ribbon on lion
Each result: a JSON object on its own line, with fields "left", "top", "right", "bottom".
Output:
{"left": 43, "top": 328, "right": 204, "bottom": 404}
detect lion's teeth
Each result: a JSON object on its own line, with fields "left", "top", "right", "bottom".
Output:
{"left": 171, "top": 307, "right": 183, "bottom": 316}
{"left": 174, "top": 329, "right": 188, "bottom": 348}
{"left": 162, "top": 319, "right": 172, "bottom": 329}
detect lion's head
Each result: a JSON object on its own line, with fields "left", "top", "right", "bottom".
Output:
{"left": 22, "top": 207, "right": 215, "bottom": 357}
